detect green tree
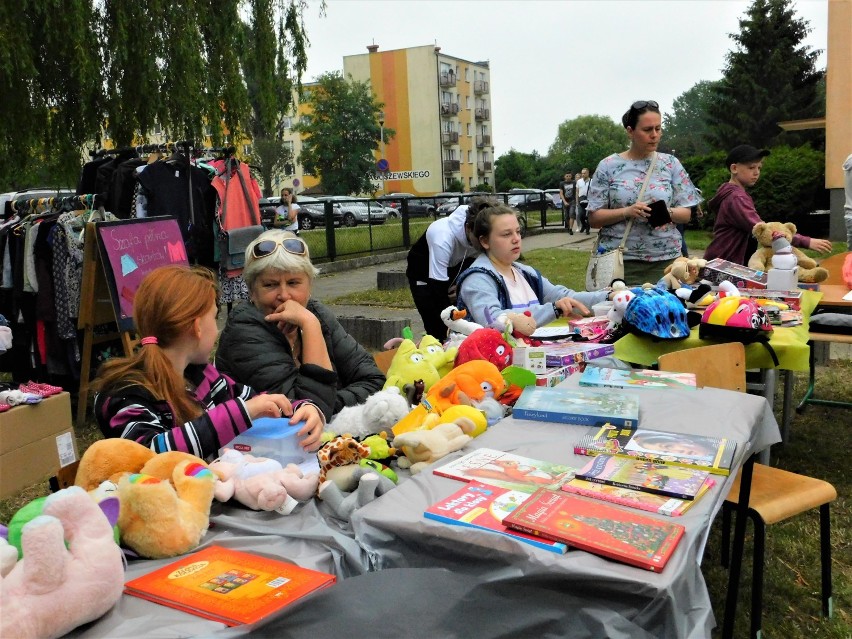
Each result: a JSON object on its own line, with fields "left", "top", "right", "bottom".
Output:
{"left": 662, "top": 81, "right": 720, "bottom": 157}
{"left": 294, "top": 72, "right": 393, "bottom": 195}
{"left": 547, "top": 115, "right": 626, "bottom": 173}
{"left": 471, "top": 182, "right": 493, "bottom": 193}
{"left": 494, "top": 149, "right": 537, "bottom": 191}
{"left": 444, "top": 178, "right": 464, "bottom": 192}
{"left": 706, "top": 0, "right": 823, "bottom": 149}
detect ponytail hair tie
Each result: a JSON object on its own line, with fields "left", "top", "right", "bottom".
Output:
{"left": 140, "top": 336, "right": 159, "bottom": 346}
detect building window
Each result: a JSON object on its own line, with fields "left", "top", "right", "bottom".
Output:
{"left": 466, "top": 96, "right": 471, "bottom": 110}
{"left": 467, "top": 123, "right": 472, "bottom": 136}
{"left": 465, "top": 67, "right": 470, "bottom": 82}
{"left": 468, "top": 177, "right": 473, "bottom": 187}
{"left": 243, "top": 144, "right": 253, "bottom": 156}
{"left": 467, "top": 150, "right": 472, "bottom": 163}
{"left": 282, "top": 116, "right": 293, "bottom": 129}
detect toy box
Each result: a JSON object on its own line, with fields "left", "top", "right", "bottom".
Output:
{"left": 542, "top": 342, "right": 615, "bottom": 368}
{"left": 700, "top": 258, "right": 767, "bottom": 289}
{"left": 513, "top": 346, "right": 547, "bottom": 372}
{"left": 224, "top": 418, "right": 318, "bottom": 475}
{"left": 0, "top": 392, "right": 77, "bottom": 499}
{"left": 568, "top": 316, "right": 610, "bottom": 337}
{"left": 535, "top": 364, "right": 581, "bottom": 387}
{"left": 735, "top": 288, "right": 804, "bottom": 311}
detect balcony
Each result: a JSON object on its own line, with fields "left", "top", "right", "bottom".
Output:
{"left": 440, "top": 102, "right": 460, "bottom": 117}
{"left": 475, "top": 134, "right": 491, "bottom": 148}
{"left": 474, "top": 80, "right": 489, "bottom": 94}
{"left": 474, "top": 107, "right": 490, "bottom": 120}
{"left": 477, "top": 161, "right": 492, "bottom": 174}
{"left": 439, "top": 71, "right": 457, "bottom": 87}
{"left": 442, "top": 131, "right": 459, "bottom": 145}
{"left": 443, "top": 160, "right": 461, "bottom": 173}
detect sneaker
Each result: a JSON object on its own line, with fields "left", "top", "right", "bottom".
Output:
{"left": 31, "top": 381, "right": 63, "bottom": 396}
{"left": 568, "top": 228, "right": 574, "bottom": 235}
{"left": 19, "top": 382, "right": 46, "bottom": 398}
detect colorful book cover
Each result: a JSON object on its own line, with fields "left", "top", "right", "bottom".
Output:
{"left": 433, "top": 447, "right": 575, "bottom": 494}
{"left": 561, "top": 477, "right": 716, "bottom": 517}
{"left": 579, "top": 366, "right": 697, "bottom": 390}
{"left": 511, "top": 386, "right": 640, "bottom": 428}
{"left": 424, "top": 481, "right": 568, "bottom": 553}
{"left": 573, "top": 425, "right": 737, "bottom": 476}
{"left": 502, "top": 489, "right": 685, "bottom": 572}
{"left": 542, "top": 342, "right": 616, "bottom": 367}
{"left": 124, "top": 545, "right": 336, "bottom": 626}
{"left": 575, "top": 454, "right": 711, "bottom": 500}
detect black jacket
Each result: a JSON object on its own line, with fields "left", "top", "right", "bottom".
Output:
{"left": 215, "top": 299, "right": 385, "bottom": 419}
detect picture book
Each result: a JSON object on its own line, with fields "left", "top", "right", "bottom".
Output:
{"left": 561, "top": 477, "right": 716, "bottom": 517}
{"left": 579, "top": 366, "right": 697, "bottom": 391}
{"left": 511, "top": 386, "right": 640, "bottom": 428}
{"left": 541, "top": 341, "right": 616, "bottom": 367}
{"left": 433, "top": 447, "right": 575, "bottom": 494}
{"left": 502, "top": 489, "right": 685, "bottom": 572}
{"left": 573, "top": 425, "right": 737, "bottom": 476}
{"left": 575, "top": 454, "right": 711, "bottom": 500}
{"left": 424, "top": 481, "right": 568, "bottom": 553}
{"left": 124, "top": 545, "right": 336, "bottom": 626}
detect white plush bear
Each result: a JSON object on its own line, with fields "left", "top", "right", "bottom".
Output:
{"left": 327, "top": 386, "right": 411, "bottom": 440}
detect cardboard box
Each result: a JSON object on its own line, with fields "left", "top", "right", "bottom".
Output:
{"left": 513, "top": 346, "right": 547, "bottom": 372}
{"left": 542, "top": 342, "right": 615, "bottom": 368}
{"left": 701, "top": 258, "right": 768, "bottom": 289}
{"left": 0, "top": 392, "right": 78, "bottom": 499}
{"left": 568, "top": 316, "right": 610, "bottom": 336}
{"left": 535, "top": 364, "right": 581, "bottom": 387}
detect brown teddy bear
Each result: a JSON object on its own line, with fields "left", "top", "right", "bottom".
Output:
{"left": 748, "top": 221, "right": 828, "bottom": 283}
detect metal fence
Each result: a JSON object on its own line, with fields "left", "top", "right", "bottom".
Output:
{"left": 287, "top": 192, "right": 567, "bottom": 264}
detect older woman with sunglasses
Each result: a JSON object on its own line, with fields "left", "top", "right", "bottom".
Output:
{"left": 215, "top": 229, "right": 385, "bottom": 421}
{"left": 587, "top": 100, "right": 701, "bottom": 285}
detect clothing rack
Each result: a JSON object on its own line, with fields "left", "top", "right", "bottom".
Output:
{"left": 90, "top": 142, "right": 236, "bottom": 159}
{"left": 9, "top": 193, "right": 105, "bottom": 214}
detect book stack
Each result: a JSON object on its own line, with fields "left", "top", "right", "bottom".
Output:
{"left": 579, "top": 366, "right": 697, "bottom": 391}
{"left": 124, "top": 545, "right": 335, "bottom": 626}
{"left": 502, "top": 489, "right": 685, "bottom": 572}
{"left": 573, "top": 454, "right": 711, "bottom": 501}
{"left": 512, "top": 386, "right": 640, "bottom": 428}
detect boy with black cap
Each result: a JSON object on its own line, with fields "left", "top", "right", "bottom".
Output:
{"left": 704, "top": 144, "right": 832, "bottom": 265}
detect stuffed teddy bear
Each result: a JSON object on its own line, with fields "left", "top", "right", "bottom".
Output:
{"left": 661, "top": 257, "right": 707, "bottom": 290}
{"left": 327, "top": 386, "right": 411, "bottom": 440}
{"left": 748, "top": 221, "right": 828, "bottom": 283}
{"left": 317, "top": 468, "right": 396, "bottom": 521}
{"left": 0, "top": 487, "right": 125, "bottom": 639}
{"left": 117, "top": 459, "right": 217, "bottom": 559}
{"left": 208, "top": 448, "right": 319, "bottom": 515}
{"left": 393, "top": 422, "right": 472, "bottom": 474}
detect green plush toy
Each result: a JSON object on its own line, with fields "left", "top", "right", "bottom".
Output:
{"left": 382, "top": 338, "right": 441, "bottom": 396}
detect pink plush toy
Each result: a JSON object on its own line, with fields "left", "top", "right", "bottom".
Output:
{"left": 209, "top": 448, "right": 319, "bottom": 515}
{"left": 0, "top": 486, "right": 125, "bottom": 639}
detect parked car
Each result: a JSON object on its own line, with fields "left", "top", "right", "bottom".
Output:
{"left": 382, "top": 193, "right": 436, "bottom": 218}
{"left": 544, "top": 188, "right": 563, "bottom": 210}
{"left": 259, "top": 195, "right": 343, "bottom": 230}
{"left": 316, "top": 196, "right": 387, "bottom": 227}
{"left": 507, "top": 189, "right": 555, "bottom": 212}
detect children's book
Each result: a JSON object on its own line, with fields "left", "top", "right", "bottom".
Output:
{"left": 579, "top": 366, "right": 697, "bottom": 390}
{"left": 424, "top": 481, "right": 568, "bottom": 554}
{"left": 124, "top": 545, "right": 336, "bottom": 626}
{"left": 511, "top": 386, "right": 640, "bottom": 428}
{"left": 541, "top": 342, "right": 616, "bottom": 367}
{"left": 502, "top": 489, "right": 685, "bottom": 572}
{"left": 433, "top": 447, "right": 575, "bottom": 494}
{"left": 575, "top": 453, "right": 711, "bottom": 501}
{"left": 561, "top": 477, "right": 715, "bottom": 517}
{"left": 573, "top": 425, "right": 737, "bottom": 476}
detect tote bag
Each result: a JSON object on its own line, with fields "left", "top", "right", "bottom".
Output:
{"left": 584, "top": 152, "right": 658, "bottom": 291}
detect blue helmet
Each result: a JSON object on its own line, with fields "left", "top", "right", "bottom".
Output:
{"left": 622, "top": 287, "right": 693, "bottom": 340}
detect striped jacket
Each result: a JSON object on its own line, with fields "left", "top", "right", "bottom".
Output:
{"left": 94, "top": 363, "right": 255, "bottom": 461}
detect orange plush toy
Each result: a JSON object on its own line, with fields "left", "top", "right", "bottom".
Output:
{"left": 423, "top": 360, "right": 507, "bottom": 414}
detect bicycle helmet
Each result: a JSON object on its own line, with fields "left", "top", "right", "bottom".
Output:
{"left": 699, "top": 296, "right": 778, "bottom": 365}
{"left": 621, "top": 287, "right": 695, "bottom": 340}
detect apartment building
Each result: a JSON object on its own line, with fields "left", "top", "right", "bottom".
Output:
{"left": 340, "top": 43, "right": 494, "bottom": 195}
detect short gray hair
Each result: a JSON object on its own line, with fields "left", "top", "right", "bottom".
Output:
{"left": 243, "top": 229, "right": 319, "bottom": 291}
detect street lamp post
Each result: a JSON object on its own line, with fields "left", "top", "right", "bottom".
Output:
{"left": 378, "top": 111, "right": 385, "bottom": 195}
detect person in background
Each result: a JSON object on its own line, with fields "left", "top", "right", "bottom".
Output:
{"left": 92, "top": 265, "right": 324, "bottom": 459}
{"left": 575, "top": 167, "right": 592, "bottom": 235}
{"left": 679, "top": 199, "right": 703, "bottom": 258}
{"left": 216, "top": 229, "right": 384, "bottom": 420}
{"left": 560, "top": 171, "right": 576, "bottom": 234}
{"left": 456, "top": 203, "right": 609, "bottom": 334}
{"left": 276, "top": 187, "right": 300, "bottom": 234}
{"left": 405, "top": 197, "right": 493, "bottom": 339}
{"left": 843, "top": 152, "right": 852, "bottom": 251}
{"left": 587, "top": 100, "right": 700, "bottom": 284}
{"left": 704, "top": 145, "right": 832, "bottom": 265}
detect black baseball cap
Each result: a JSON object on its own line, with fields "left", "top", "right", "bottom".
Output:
{"left": 726, "top": 145, "right": 770, "bottom": 166}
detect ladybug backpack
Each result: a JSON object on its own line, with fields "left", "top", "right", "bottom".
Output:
{"left": 698, "top": 296, "right": 779, "bottom": 366}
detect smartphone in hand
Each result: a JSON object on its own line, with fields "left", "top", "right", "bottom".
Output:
{"left": 647, "top": 199, "right": 672, "bottom": 228}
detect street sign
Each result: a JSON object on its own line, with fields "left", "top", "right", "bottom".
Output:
{"left": 293, "top": 178, "right": 301, "bottom": 187}
{"left": 377, "top": 158, "right": 390, "bottom": 172}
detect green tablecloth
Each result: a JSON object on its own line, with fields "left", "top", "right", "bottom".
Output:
{"left": 613, "top": 290, "right": 821, "bottom": 372}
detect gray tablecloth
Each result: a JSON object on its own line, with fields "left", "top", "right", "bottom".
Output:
{"left": 69, "top": 385, "right": 779, "bottom": 639}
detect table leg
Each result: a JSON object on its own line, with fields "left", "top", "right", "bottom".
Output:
{"left": 758, "top": 370, "right": 776, "bottom": 465}
{"left": 797, "top": 339, "right": 852, "bottom": 411}
{"left": 722, "top": 454, "right": 755, "bottom": 639}
{"left": 781, "top": 370, "right": 794, "bottom": 443}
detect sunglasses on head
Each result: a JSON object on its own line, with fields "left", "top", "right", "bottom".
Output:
{"left": 631, "top": 100, "right": 659, "bottom": 111}
{"left": 250, "top": 238, "right": 308, "bottom": 260}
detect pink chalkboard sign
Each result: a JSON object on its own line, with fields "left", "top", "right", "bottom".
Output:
{"left": 94, "top": 216, "right": 188, "bottom": 332}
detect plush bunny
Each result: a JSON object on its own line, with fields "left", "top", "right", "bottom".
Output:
{"left": 0, "top": 487, "right": 125, "bottom": 639}
{"left": 209, "top": 448, "right": 319, "bottom": 514}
